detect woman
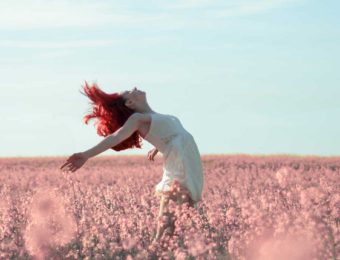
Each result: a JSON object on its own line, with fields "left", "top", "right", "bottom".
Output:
{"left": 60, "top": 82, "right": 204, "bottom": 242}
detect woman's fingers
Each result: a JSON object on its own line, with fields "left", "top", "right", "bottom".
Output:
{"left": 66, "top": 165, "right": 77, "bottom": 172}
{"left": 60, "top": 160, "right": 77, "bottom": 172}
{"left": 60, "top": 161, "right": 70, "bottom": 170}
{"left": 61, "top": 165, "right": 71, "bottom": 172}
{"left": 61, "top": 153, "right": 80, "bottom": 171}
{"left": 70, "top": 165, "right": 77, "bottom": 172}
{"left": 147, "top": 149, "right": 157, "bottom": 161}
{"left": 61, "top": 157, "right": 73, "bottom": 170}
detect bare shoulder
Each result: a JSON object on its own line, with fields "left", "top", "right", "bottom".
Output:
{"left": 129, "top": 112, "right": 151, "bottom": 124}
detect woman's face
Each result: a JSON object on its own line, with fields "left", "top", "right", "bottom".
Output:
{"left": 121, "top": 87, "right": 145, "bottom": 108}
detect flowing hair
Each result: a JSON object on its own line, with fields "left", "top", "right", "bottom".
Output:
{"left": 79, "top": 81, "right": 143, "bottom": 151}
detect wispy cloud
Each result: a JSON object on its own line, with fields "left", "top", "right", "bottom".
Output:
{"left": 0, "top": 0, "right": 162, "bottom": 30}
{"left": 0, "top": 39, "right": 118, "bottom": 48}
{"left": 209, "top": 0, "right": 299, "bottom": 17}
{"left": 0, "top": 0, "right": 299, "bottom": 31}
{"left": 164, "top": 0, "right": 218, "bottom": 9}
{"left": 0, "top": 34, "right": 175, "bottom": 51}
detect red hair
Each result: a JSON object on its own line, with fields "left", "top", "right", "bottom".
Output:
{"left": 79, "top": 81, "right": 143, "bottom": 151}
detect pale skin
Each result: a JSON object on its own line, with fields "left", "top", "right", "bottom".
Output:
{"left": 60, "top": 86, "right": 178, "bottom": 242}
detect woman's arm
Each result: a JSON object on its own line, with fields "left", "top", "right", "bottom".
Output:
{"left": 83, "top": 113, "right": 141, "bottom": 159}
{"left": 60, "top": 113, "right": 141, "bottom": 173}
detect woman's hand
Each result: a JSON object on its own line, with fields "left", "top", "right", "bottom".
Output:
{"left": 60, "top": 152, "right": 89, "bottom": 173}
{"left": 147, "top": 148, "right": 158, "bottom": 161}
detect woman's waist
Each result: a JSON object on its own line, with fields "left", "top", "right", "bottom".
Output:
{"left": 149, "top": 131, "right": 192, "bottom": 154}
{"left": 160, "top": 131, "right": 191, "bottom": 143}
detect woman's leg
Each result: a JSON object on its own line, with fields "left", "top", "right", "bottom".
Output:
{"left": 170, "top": 180, "right": 196, "bottom": 208}
{"left": 154, "top": 193, "right": 170, "bottom": 241}
{"left": 153, "top": 181, "right": 196, "bottom": 241}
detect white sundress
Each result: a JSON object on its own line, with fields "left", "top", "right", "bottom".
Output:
{"left": 144, "top": 112, "right": 204, "bottom": 205}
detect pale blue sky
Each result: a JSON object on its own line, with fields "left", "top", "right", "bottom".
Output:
{"left": 0, "top": 0, "right": 339, "bottom": 157}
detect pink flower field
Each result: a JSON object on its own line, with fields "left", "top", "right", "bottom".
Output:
{"left": 0, "top": 154, "right": 339, "bottom": 260}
